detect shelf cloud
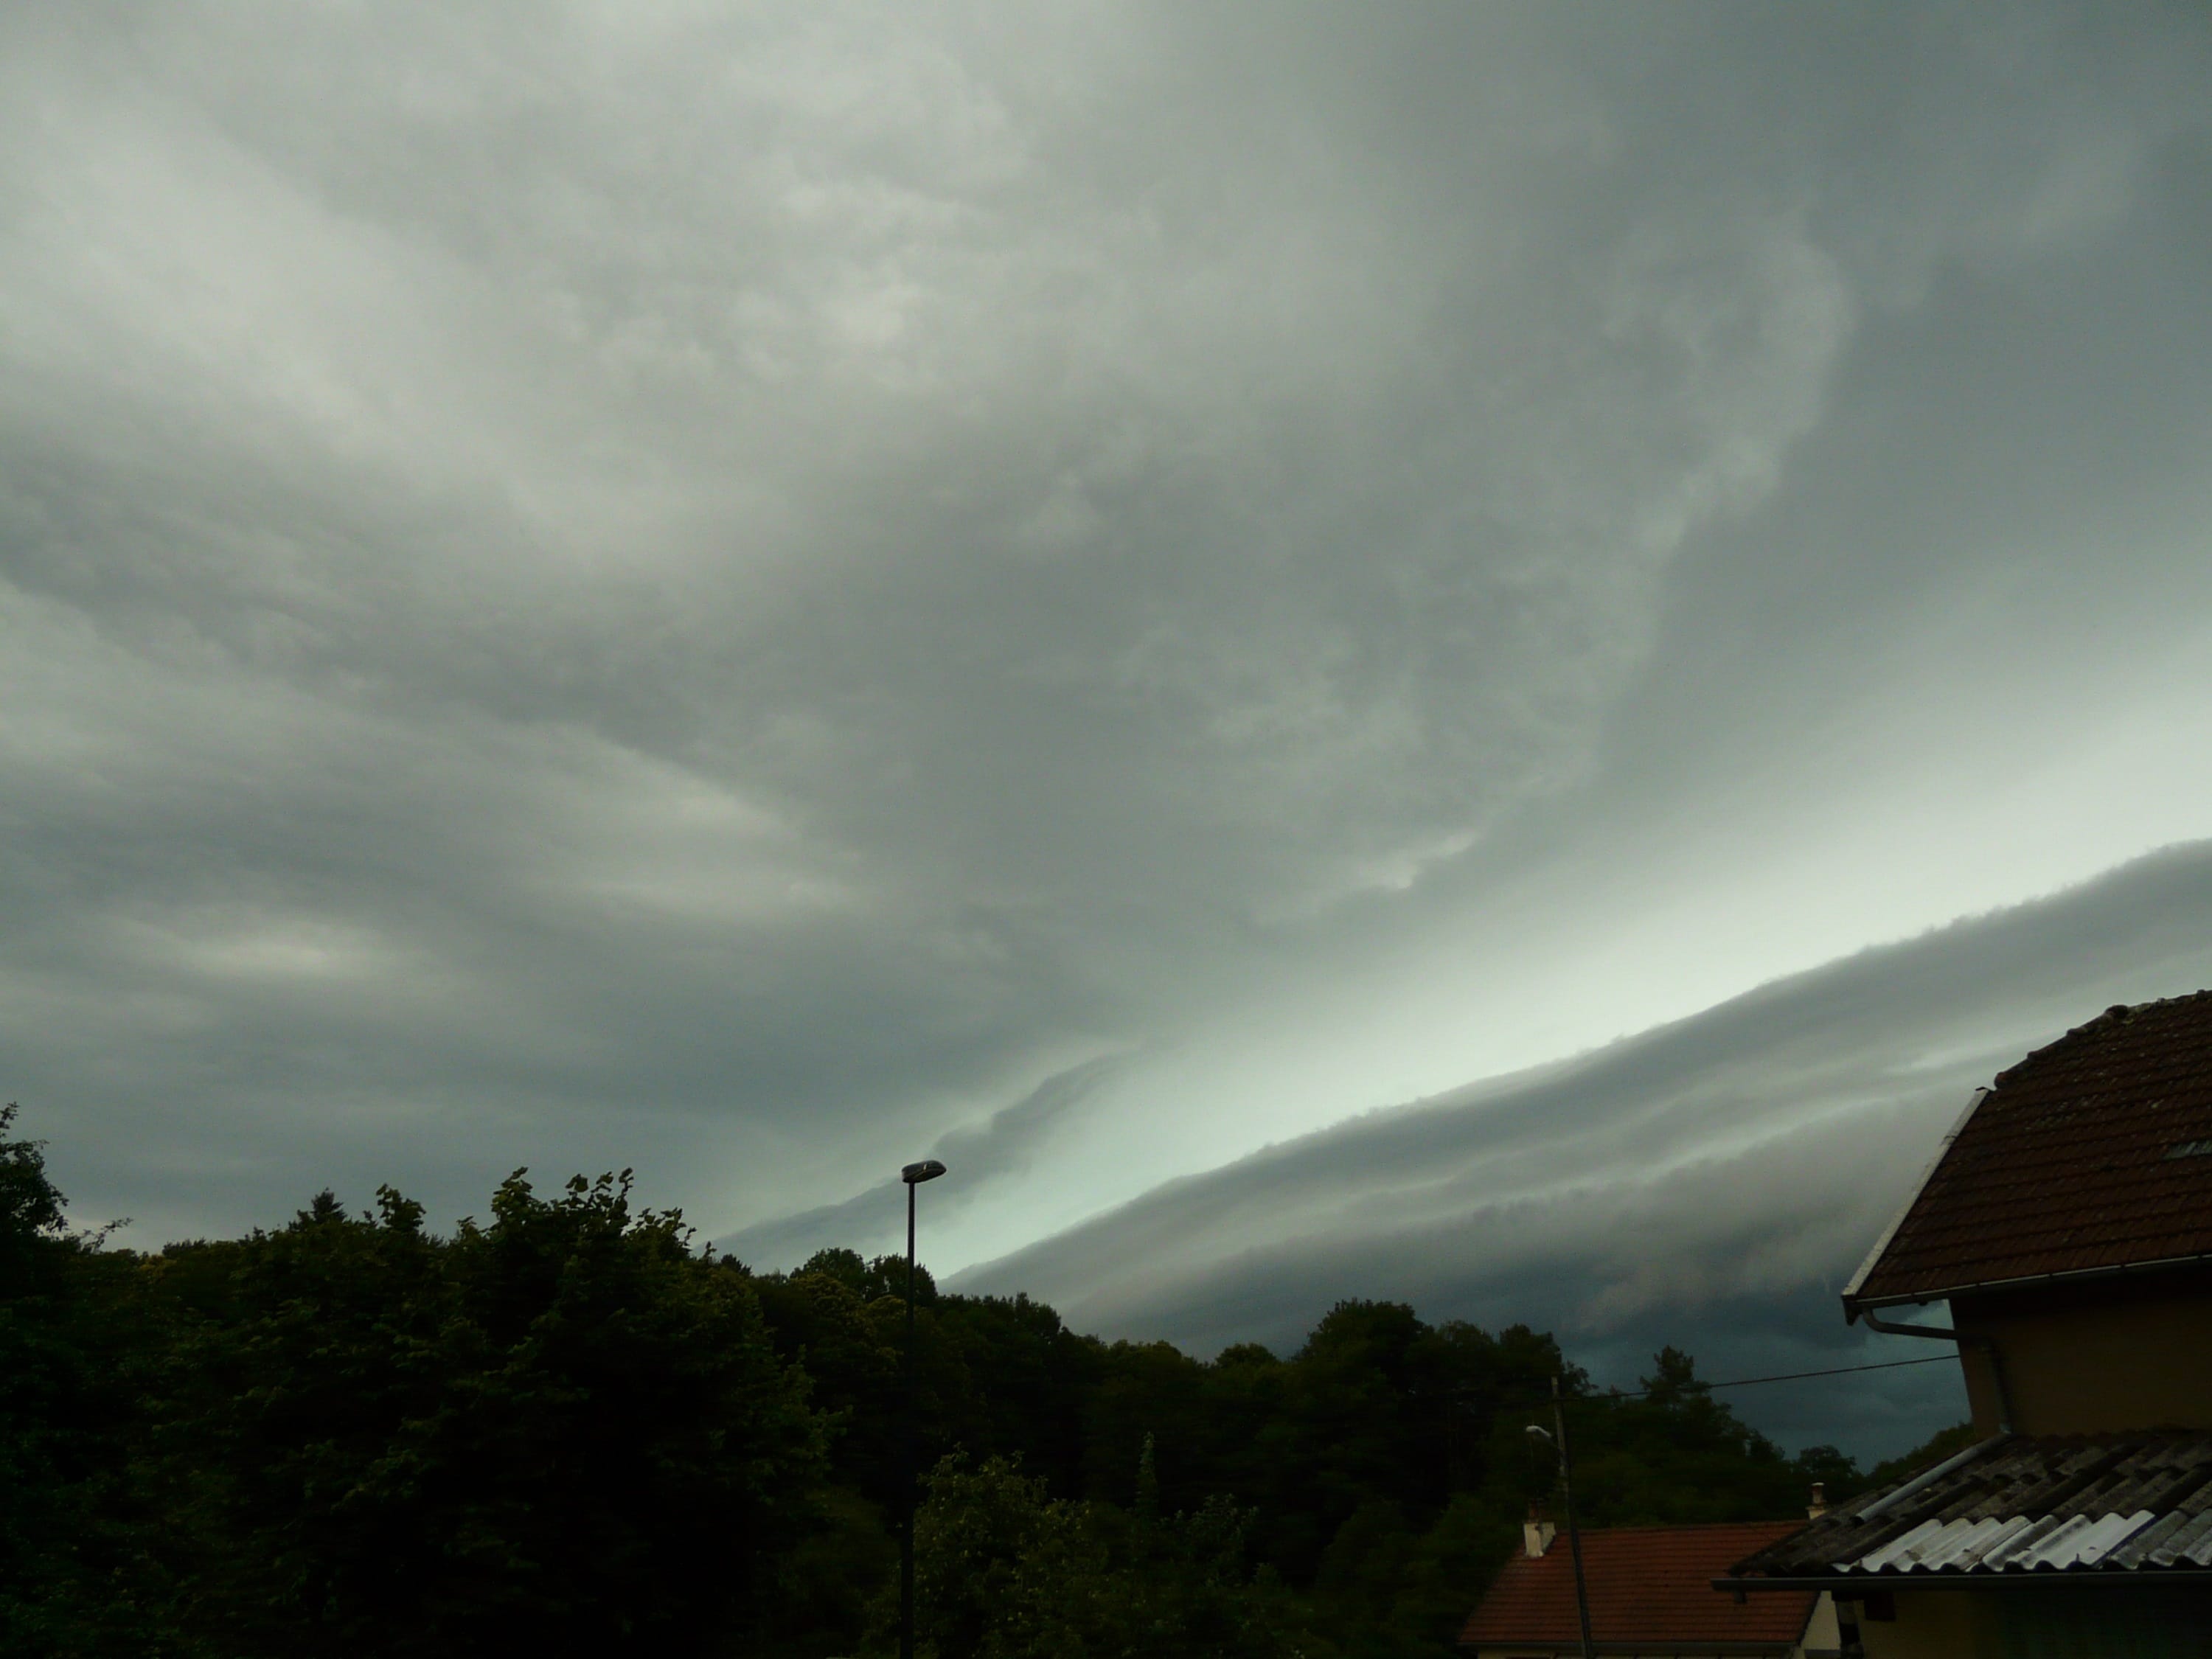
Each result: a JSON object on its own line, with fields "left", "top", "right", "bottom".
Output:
{"left": 949, "top": 844, "right": 2212, "bottom": 1453}
{"left": 4, "top": 1, "right": 2210, "bottom": 1452}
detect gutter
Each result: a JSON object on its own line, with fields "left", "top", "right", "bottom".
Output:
{"left": 1836, "top": 1085, "right": 2022, "bottom": 1429}
{"left": 1853, "top": 1307, "right": 2015, "bottom": 1436}
{"left": 1846, "top": 1249, "right": 2212, "bottom": 1315}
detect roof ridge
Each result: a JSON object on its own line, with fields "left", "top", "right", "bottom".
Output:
{"left": 1994, "top": 989, "right": 2212, "bottom": 1087}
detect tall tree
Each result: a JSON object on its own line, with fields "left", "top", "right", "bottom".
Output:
{"left": 164, "top": 1169, "right": 825, "bottom": 1657}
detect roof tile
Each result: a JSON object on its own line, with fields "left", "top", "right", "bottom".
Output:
{"left": 1459, "top": 1522, "right": 1815, "bottom": 1647}
{"left": 1851, "top": 992, "right": 2212, "bottom": 1304}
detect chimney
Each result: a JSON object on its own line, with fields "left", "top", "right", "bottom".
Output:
{"left": 1806, "top": 1482, "right": 1829, "bottom": 1520}
{"left": 1523, "top": 1506, "right": 1557, "bottom": 1558}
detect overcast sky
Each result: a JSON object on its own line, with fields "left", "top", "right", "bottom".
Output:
{"left": 6, "top": 2, "right": 2211, "bottom": 1453}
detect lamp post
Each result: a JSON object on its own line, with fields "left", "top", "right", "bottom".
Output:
{"left": 1526, "top": 1375, "right": 1595, "bottom": 1659}
{"left": 898, "top": 1158, "right": 946, "bottom": 1659}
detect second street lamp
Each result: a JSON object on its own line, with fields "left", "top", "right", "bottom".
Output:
{"left": 897, "top": 1158, "right": 946, "bottom": 1659}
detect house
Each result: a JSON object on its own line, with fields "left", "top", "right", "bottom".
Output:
{"left": 1459, "top": 1517, "right": 1842, "bottom": 1657}
{"left": 1719, "top": 992, "right": 2212, "bottom": 1655}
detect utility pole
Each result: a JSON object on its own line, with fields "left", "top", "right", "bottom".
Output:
{"left": 1526, "top": 1376, "right": 1595, "bottom": 1659}
{"left": 1554, "top": 1377, "right": 1596, "bottom": 1659}
{"left": 898, "top": 1158, "right": 945, "bottom": 1659}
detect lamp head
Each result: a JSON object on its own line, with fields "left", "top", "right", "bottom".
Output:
{"left": 1524, "top": 1424, "right": 1554, "bottom": 1446}
{"left": 902, "top": 1159, "right": 947, "bottom": 1185}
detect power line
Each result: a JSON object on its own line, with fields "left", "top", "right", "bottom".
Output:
{"left": 1471, "top": 1352, "right": 1958, "bottom": 1417}
{"left": 1600, "top": 1353, "right": 1954, "bottom": 1400}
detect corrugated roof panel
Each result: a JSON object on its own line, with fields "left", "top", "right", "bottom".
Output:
{"left": 1942, "top": 1515, "right": 2044, "bottom": 1571}
{"left": 2108, "top": 1508, "right": 2199, "bottom": 1570}
{"left": 2048, "top": 1511, "right": 2155, "bottom": 1569}
{"left": 2018, "top": 1512, "right": 2106, "bottom": 1570}
{"left": 2026, "top": 1513, "right": 2150, "bottom": 1575}
{"left": 1981, "top": 1512, "right": 2076, "bottom": 1570}
{"left": 1882, "top": 1516, "right": 2026, "bottom": 1572}
{"left": 1728, "top": 1432, "right": 2212, "bottom": 1582}
{"left": 1857, "top": 1517, "right": 1944, "bottom": 1572}
{"left": 2163, "top": 1510, "right": 2212, "bottom": 1568}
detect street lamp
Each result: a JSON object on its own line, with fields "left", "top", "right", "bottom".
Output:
{"left": 1526, "top": 1374, "right": 1595, "bottom": 1659}
{"left": 899, "top": 1158, "right": 946, "bottom": 1659}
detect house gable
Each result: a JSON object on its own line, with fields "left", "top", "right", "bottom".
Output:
{"left": 1845, "top": 992, "right": 2212, "bottom": 1312}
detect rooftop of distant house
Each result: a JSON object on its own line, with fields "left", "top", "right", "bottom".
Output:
{"left": 1459, "top": 1521, "right": 1818, "bottom": 1651}
{"left": 1844, "top": 990, "right": 2212, "bottom": 1312}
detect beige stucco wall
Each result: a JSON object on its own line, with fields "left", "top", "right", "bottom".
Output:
{"left": 1800, "top": 1590, "right": 1842, "bottom": 1655}
{"left": 1843, "top": 1585, "right": 2212, "bottom": 1657}
{"left": 1853, "top": 1590, "right": 2003, "bottom": 1659}
{"left": 1949, "top": 1267, "right": 2212, "bottom": 1437}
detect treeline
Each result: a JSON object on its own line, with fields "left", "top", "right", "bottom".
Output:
{"left": 1, "top": 1108, "right": 1947, "bottom": 1658}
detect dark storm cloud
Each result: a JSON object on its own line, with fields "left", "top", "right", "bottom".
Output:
{"left": 1, "top": 0, "right": 2208, "bottom": 1303}
{"left": 953, "top": 844, "right": 2212, "bottom": 1456}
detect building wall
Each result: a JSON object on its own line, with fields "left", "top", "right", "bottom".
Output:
{"left": 1949, "top": 1267, "right": 2212, "bottom": 1436}
{"left": 1800, "top": 1589, "right": 1843, "bottom": 1657}
{"left": 1996, "top": 1587, "right": 2212, "bottom": 1656}
{"left": 1854, "top": 1590, "right": 2003, "bottom": 1659}
{"left": 1846, "top": 1586, "right": 2212, "bottom": 1658}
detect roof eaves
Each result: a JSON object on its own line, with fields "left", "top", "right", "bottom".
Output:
{"left": 1845, "top": 1249, "right": 2212, "bottom": 1313}
{"left": 1840, "top": 1086, "right": 1989, "bottom": 1316}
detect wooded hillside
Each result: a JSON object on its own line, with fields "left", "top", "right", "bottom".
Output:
{"left": 1, "top": 1106, "right": 1947, "bottom": 1658}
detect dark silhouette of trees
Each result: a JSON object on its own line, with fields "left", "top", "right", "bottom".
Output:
{"left": 0, "top": 1103, "right": 1957, "bottom": 1658}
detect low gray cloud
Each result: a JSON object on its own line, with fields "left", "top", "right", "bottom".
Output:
{"left": 722, "top": 1051, "right": 1127, "bottom": 1266}
{"left": 1, "top": 0, "right": 2208, "bottom": 1421}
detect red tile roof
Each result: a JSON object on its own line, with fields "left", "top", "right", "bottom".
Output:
{"left": 1458, "top": 1522, "right": 1816, "bottom": 1649}
{"left": 1847, "top": 992, "right": 2212, "bottom": 1308}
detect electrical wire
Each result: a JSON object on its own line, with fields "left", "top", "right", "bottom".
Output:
{"left": 1468, "top": 1353, "right": 1959, "bottom": 1414}
{"left": 1596, "top": 1352, "right": 1955, "bottom": 1401}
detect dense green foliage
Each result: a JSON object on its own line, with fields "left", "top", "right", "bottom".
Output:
{"left": 0, "top": 1106, "right": 1964, "bottom": 1658}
